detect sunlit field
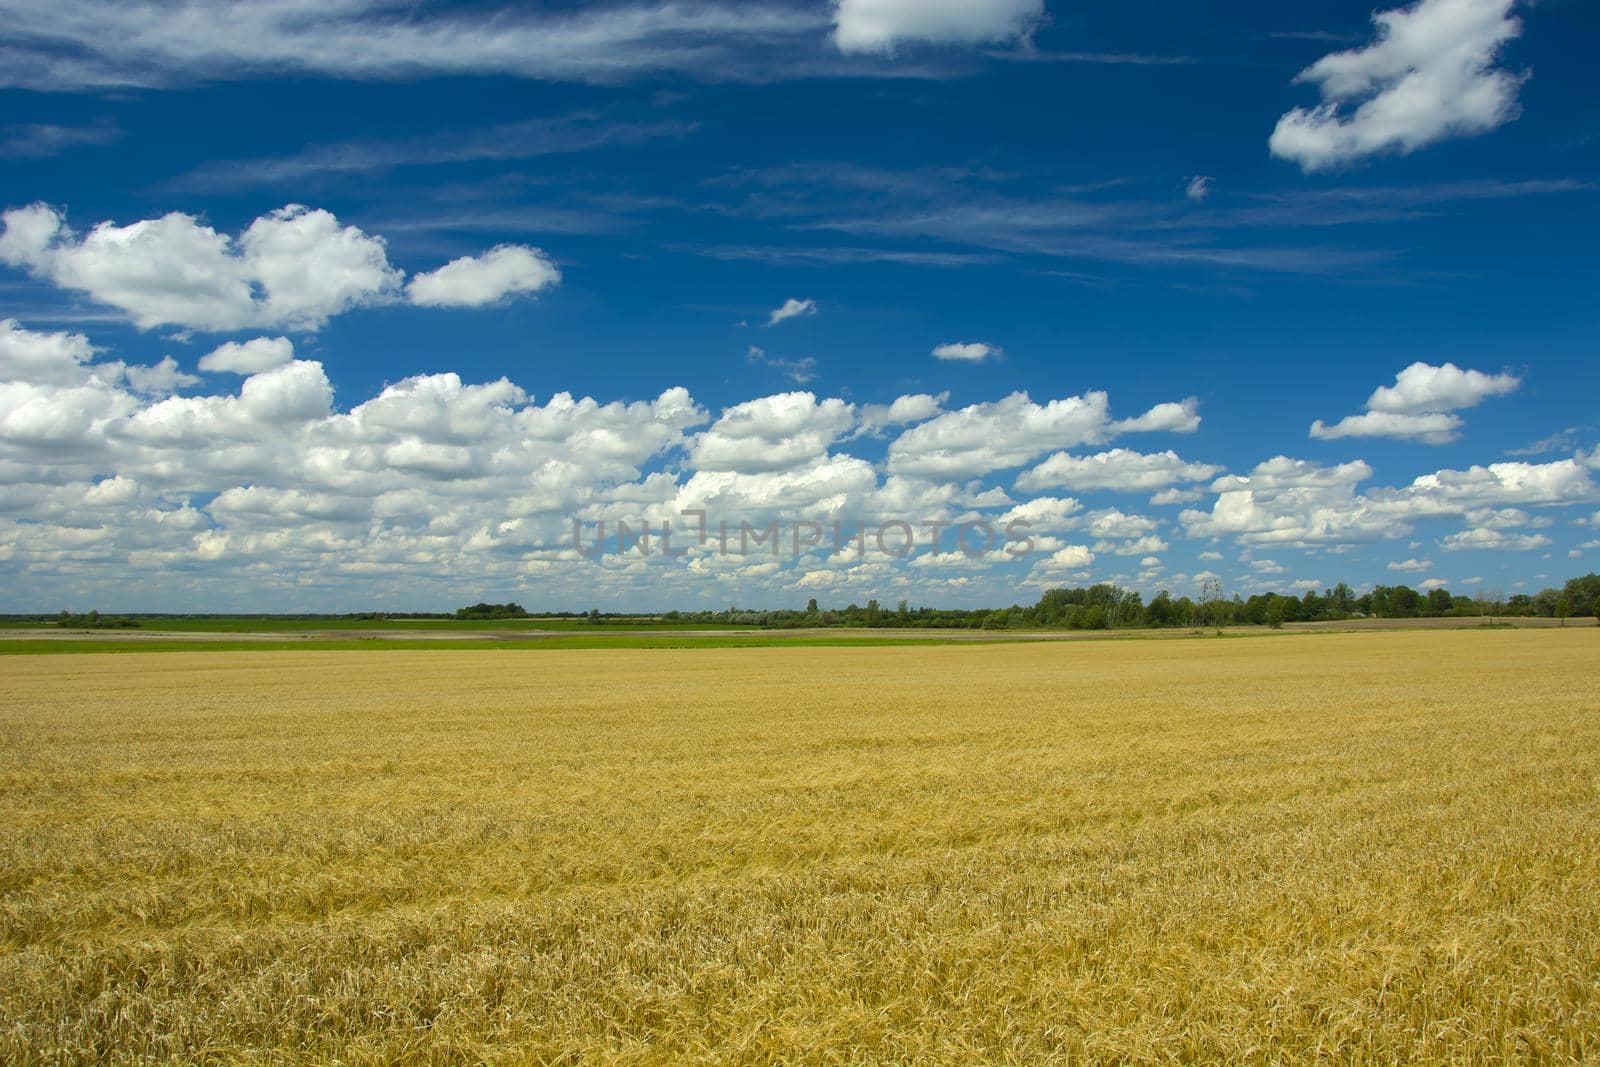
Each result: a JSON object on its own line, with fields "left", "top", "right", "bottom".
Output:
{"left": 2, "top": 630, "right": 1597, "bottom": 1062}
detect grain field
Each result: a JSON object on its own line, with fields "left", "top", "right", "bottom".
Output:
{"left": 1, "top": 630, "right": 1597, "bottom": 1062}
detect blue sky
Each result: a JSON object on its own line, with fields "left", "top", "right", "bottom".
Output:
{"left": 0, "top": 0, "right": 1597, "bottom": 611}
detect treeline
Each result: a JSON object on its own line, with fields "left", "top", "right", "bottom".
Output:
{"left": 11, "top": 574, "right": 1596, "bottom": 632}
{"left": 570, "top": 572, "right": 1600, "bottom": 631}
{"left": 455, "top": 601, "right": 530, "bottom": 619}
{"left": 54, "top": 610, "right": 140, "bottom": 629}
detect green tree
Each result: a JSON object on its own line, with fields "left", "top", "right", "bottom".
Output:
{"left": 1146, "top": 590, "right": 1176, "bottom": 627}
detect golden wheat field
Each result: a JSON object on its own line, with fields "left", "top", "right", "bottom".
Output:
{"left": 2, "top": 630, "right": 1598, "bottom": 1063}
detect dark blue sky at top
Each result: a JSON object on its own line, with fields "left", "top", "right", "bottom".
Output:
{"left": 1, "top": 0, "right": 1597, "bottom": 606}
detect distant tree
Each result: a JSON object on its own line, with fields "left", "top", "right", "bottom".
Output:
{"left": 1475, "top": 589, "right": 1504, "bottom": 626}
{"left": 1198, "top": 577, "right": 1225, "bottom": 634}
{"left": 1562, "top": 573, "right": 1600, "bottom": 617}
{"left": 1146, "top": 590, "right": 1176, "bottom": 627}
{"left": 806, "top": 598, "right": 819, "bottom": 616}
{"left": 1426, "top": 588, "right": 1454, "bottom": 615}
{"left": 1555, "top": 596, "right": 1572, "bottom": 627}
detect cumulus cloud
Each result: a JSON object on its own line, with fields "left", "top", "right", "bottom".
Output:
{"left": 123, "top": 357, "right": 198, "bottom": 396}
{"left": 1150, "top": 487, "right": 1204, "bottom": 506}
{"left": 998, "top": 496, "right": 1082, "bottom": 531}
{"left": 1017, "top": 448, "right": 1221, "bottom": 493}
{"left": 4, "top": 317, "right": 1595, "bottom": 608}
{"left": 1366, "top": 360, "right": 1521, "bottom": 413}
{"left": 888, "top": 391, "right": 1208, "bottom": 482}
{"left": 931, "top": 341, "right": 1000, "bottom": 362}
{"left": 833, "top": 0, "right": 1043, "bottom": 53}
{"left": 0, "top": 203, "right": 402, "bottom": 331}
{"left": 1185, "top": 175, "right": 1214, "bottom": 202}
{"left": 0, "top": 317, "right": 196, "bottom": 397}
{"left": 766, "top": 298, "right": 818, "bottom": 326}
{"left": 855, "top": 392, "right": 946, "bottom": 437}
{"left": 406, "top": 245, "right": 561, "bottom": 308}
{"left": 1211, "top": 456, "right": 1374, "bottom": 493}
{"left": 888, "top": 391, "right": 1111, "bottom": 481}
{"left": 0, "top": 317, "right": 98, "bottom": 386}
{"left": 1440, "top": 527, "right": 1551, "bottom": 552}
{"left": 1114, "top": 398, "right": 1202, "bottom": 434}
{"left": 198, "top": 337, "right": 295, "bottom": 375}
{"left": 1311, "top": 410, "right": 1464, "bottom": 445}
{"left": 1310, "top": 361, "right": 1520, "bottom": 444}
{"left": 1387, "top": 557, "right": 1432, "bottom": 572}
{"left": 689, "top": 392, "right": 854, "bottom": 474}
{"left": 0, "top": 203, "right": 564, "bottom": 332}
{"left": 1270, "top": 0, "right": 1525, "bottom": 171}
{"left": 1183, "top": 455, "right": 1598, "bottom": 548}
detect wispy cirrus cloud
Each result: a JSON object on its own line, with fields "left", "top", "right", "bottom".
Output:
{"left": 167, "top": 115, "right": 696, "bottom": 192}
{"left": 0, "top": 120, "right": 121, "bottom": 158}
{"left": 0, "top": 0, "right": 1114, "bottom": 92}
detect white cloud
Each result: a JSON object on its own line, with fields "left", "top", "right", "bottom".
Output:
{"left": 1366, "top": 361, "right": 1520, "bottom": 413}
{"left": 1418, "top": 577, "right": 1449, "bottom": 591}
{"left": 745, "top": 346, "right": 819, "bottom": 385}
{"left": 1183, "top": 455, "right": 1598, "bottom": 549}
{"left": 1440, "top": 527, "right": 1552, "bottom": 552}
{"left": 1269, "top": 0, "right": 1525, "bottom": 171}
{"left": 1185, "top": 176, "right": 1214, "bottom": 202}
{"left": 1084, "top": 509, "right": 1157, "bottom": 540}
{"left": 766, "top": 298, "right": 817, "bottom": 327}
{"left": 888, "top": 391, "right": 1111, "bottom": 481}
{"left": 1310, "top": 410, "right": 1463, "bottom": 445}
{"left": 1150, "top": 487, "right": 1204, "bottom": 506}
{"left": 0, "top": 316, "right": 195, "bottom": 397}
{"left": 1027, "top": 543, "right": 1096, "bottom": 575}
{"left": 855, "top": 392, "right": 946, "bottom": 437}
{"left": 406, "top": 245, "right": 560, "bottom": 308}
{"left": 0, "top": 317, "right": 98, "bottom": 386}
{"left": 998, "top": 496, "right": 1082, "bottom": 531}
{"left": 1508, "top": 428, "right": 1583, "bottom": 457}
{"left": 1114, "top": 398, "right": 1202, "bottom": 434}
{"left": 0, "top": 202, "right": 401, "bottom": 331}
{"left": 198, "top": 337, "right": 295, "bottom": 375}
{"left": 1211, "top": 456, "right": 1373, "bottom": 493}
{"left": 1379, "top": 460, "right": 1599, "bottom": 514}
{"left": 833, "top": 0, "right": 1042, "bottom": 53}
{"left": 1387, "top": 558, "right": 1432, "bottom": 572}
{"left": 1098, "top": 534, "right": 1167, "bottom": 556}
{"left": 1, "top": 203, "right": 568, "bottom": 332}
{"left": 689, "top": 392, "right": 854, "bottom": 474}
{"left": 4, "top": 315, "right": 1596, "bottom": 609}
{"left": 123, "top": 356, "right": 198, "bottom": 396}
{"left": 0, "top": 1, "right": 833, "bottom": 92}
{"left": 1017, "top": 448, "right": 1221, "bottom": 493}
{"left": 1310, "top": 361, "right": 1520, "bottom": 444}
{"left": 931, "top": 341, "right": 1000, "bottom": 362}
